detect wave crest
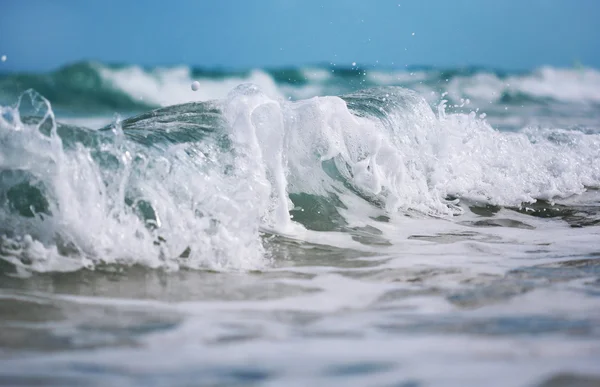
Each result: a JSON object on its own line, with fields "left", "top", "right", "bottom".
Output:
{"left": 1, "top": 85, "right": 599, "bottom": 272}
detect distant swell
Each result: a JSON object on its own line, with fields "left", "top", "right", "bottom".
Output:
{"left": 1, "top": 61, "right": 600, "bottom": 115}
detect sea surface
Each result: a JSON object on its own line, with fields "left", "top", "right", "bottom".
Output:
{"left": 0, "top": 62, "right": 600, "bottom": 386}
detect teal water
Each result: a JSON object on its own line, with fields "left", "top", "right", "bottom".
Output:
{"left": 0, "top": 64, "right": 600, "bottom": 386}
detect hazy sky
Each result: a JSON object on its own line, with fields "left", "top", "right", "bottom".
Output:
{"left": 1, "top": 0, "right": 599, "bottom": 72}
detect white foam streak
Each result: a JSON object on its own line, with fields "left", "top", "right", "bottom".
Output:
{"left": 1, "top": 85, "right": 600, "bottom": 272}
{"left": 94, "top": 63, "right": 600, "bottom": 113}
{"left": 444, "top": 67, "right": 600, "bottom": 104}
{"left": 280, "top": 89, "right": 600, "bottom": 217}
{"left": 368, "top": 70, "right": 428, "bottom": 84}
{"left": 302, "top": 68, "right": 331, "bottom": 83}
{"left": 514, "top": 67, "right": 600, "bottom": 103}
{"left": 0, "top": 92, "right": 273, "bottom": 272}
{"left": 99, "top": 64, "right": 283, "bottom": 106}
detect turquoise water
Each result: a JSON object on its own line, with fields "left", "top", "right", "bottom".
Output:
{"left": 0, "top": 63, "right": 599, "bottom": 386}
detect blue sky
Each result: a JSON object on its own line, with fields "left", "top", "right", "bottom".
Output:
{"left": 1, "top": 0, "right": 599, "bottom": 72}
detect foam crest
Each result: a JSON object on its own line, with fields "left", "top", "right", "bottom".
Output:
{"left": 99, "top": 64, "right": 283, "bottom": 106}
{"left": 444, "top": 67, "right": 600, "bottom": 104}
{"left": 1, "top": 85, "right": 600, "bottom": 272}
{"left": 2, "top": 62, "right": 599, "bottom": 118}
{"left": 0, "top": 91, "right": 273, "bottom": 272}
{"left": 280, "top": 87, "right": 600, "bottom": 217}
{"left": 514, "top": 66, "right": 600, "bottom": 103}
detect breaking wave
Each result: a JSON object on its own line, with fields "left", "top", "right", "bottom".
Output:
{"left": 2, "top": 61, "right": 600, "bottom": 114}
{"left": 0, "top": 85, "right": 599, "bottom": 272}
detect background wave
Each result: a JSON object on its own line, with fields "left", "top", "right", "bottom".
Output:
{"left": 1, "top": 61, "right": 599, "bottom": 127}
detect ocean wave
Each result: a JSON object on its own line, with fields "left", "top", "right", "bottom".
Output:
{"left": 0, "top": 61, "right": 282, "bottom": 113}
{"left": 98, "top": 64, "right": 282, "bottom": 107}
{"left": 443, "top": 66, "right": 600, "bottom": 104}
{"left": 1, "top": 86, "right": 599, "bottom": 272}
{"left": 1, "top": 61, "right": 600, "bottom": 115}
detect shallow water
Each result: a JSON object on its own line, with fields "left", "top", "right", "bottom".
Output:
{"left": 1, "top": 65, "right": 600, "bottom": 386}
{"left": 2, "top": 199, "right": 600, "bottom": 386}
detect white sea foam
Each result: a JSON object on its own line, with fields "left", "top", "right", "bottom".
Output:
{"left": 512, "top": 66, "right": 600, "bottom": 103}
{"left": 1, "top": 85, "right": 600, "bottom": 273}
{"left": 61, "top": 63, "right": 600, "bottom": 132}
{"left": 368, "top": 70, "right": 428, "bottom": 84}
{"left": 443, "top": 67, "right": 600, "bottom": 104}
{"left": 302, "top": 67, "right": 332, "bottom": 83}
{"left": 280, "top": 88, "right": 600, "bottom": 215}
{"left": 0, "top": 91, "right": 273, "bottom": 272}
{"left": 98, "top": 63, "right": 283, "bottom": 106}
{"left": 2, "top": 65, "right": 600, "bottom": 387}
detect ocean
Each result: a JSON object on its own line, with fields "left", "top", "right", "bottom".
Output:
{"left": 0, "top": 61, "right": 599, "bottom": 386}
